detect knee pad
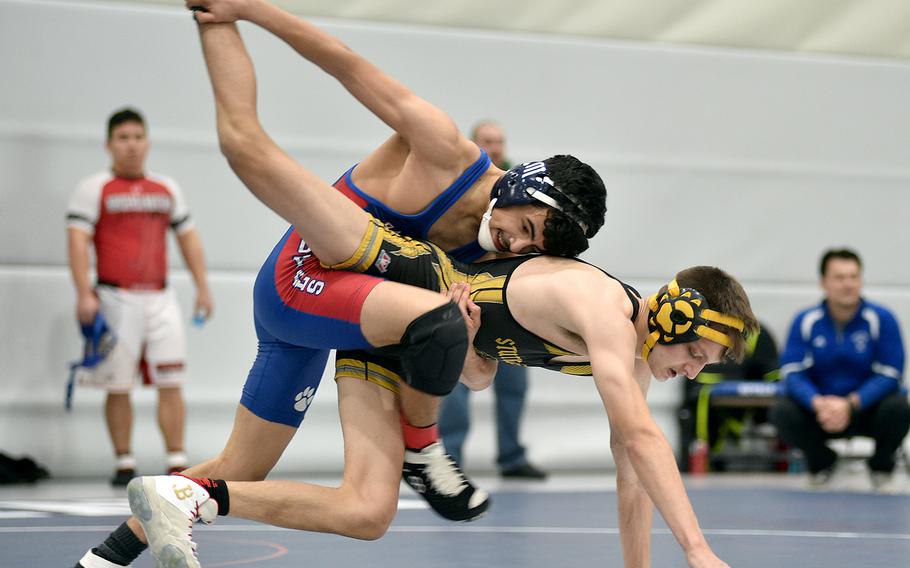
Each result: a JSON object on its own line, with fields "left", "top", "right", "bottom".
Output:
{"left": 398, "top": 302, "right": 467, "bottom": 396}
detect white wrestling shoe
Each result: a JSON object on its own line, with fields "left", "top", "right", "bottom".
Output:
{"left": 127, "top": 475, "right": 218, "bottom": 568}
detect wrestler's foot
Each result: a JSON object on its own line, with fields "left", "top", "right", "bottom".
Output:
{"left": 127, "top": 475, "right": 217, "bottom": 568}
{"left": 403, "top": 441, "right": 490, "bottom": 521}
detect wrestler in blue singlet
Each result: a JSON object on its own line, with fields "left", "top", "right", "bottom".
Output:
{"left": 240, "top": 150, "right": 492, "bottom": 427}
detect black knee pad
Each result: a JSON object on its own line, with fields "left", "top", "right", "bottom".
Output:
{"left": 398, "top": 302, "right": 467, "bottom": 396}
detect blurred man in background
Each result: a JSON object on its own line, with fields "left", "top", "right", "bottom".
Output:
{"left": 66, "top": 108, "right": 213, "bottom": 486}
{"left": 440, "top": 120, "right": 547, "bottom": 479}
{"left": 771, "top": 248, "right": 909, "bottom": 491}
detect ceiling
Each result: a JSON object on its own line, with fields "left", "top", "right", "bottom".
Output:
{"left": 92, "top": 0, "right": 910, "bottom": 61}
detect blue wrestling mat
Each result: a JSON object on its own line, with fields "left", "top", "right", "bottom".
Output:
{"left": 1, "top": 474, "right": 908, "bottom": 567}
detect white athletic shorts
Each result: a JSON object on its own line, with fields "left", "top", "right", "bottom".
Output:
{"left": 87, "top": 285, "right": 188, "bottom": 393}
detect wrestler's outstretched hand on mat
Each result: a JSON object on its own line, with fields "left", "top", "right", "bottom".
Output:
{"left": 687, "top": 546, "right": 730, "bottom": 568}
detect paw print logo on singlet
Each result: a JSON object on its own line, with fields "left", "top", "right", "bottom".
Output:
{"left": 294, "top": 387, "right": 316, "bottom": 412}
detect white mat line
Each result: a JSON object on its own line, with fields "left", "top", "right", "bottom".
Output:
{"left": 1, "top": 525, "right": 909, "bottom": 541}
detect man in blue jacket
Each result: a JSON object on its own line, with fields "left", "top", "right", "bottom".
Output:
{"left": 771, "top": 248, "right": 910, "bottom": 490}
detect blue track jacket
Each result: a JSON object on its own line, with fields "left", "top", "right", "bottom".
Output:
{"left": 780, "top": 298, "right": 905, "bottom": 411}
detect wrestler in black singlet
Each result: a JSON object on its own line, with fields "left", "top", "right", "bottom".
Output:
{"left": 329, "top": 219, "right": 640, "bottom": 388}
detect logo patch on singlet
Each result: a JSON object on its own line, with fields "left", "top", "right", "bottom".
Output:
{"left": 495, "top": 337, "right": 523, "bottom": 365}
{"left": 375, "top": 249, "right": 391, "bottom": 273}
{"left": 294, "top": 386, "right": 316, "bottom": 412}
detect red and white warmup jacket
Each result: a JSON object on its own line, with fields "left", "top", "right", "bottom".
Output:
{"left": 66, "top": 170, "right": 194, "bottom": 290}
{"left": 66, "top": 171, "right": 194, "bottom": 390}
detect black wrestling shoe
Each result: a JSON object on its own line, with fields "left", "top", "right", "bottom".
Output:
{"left": 501, "top": 462, "right": 548, "bottom": 480}
{"left": 110, "top": 468, "right": 136, "bottom": 487}
{"left": 402, "top": 441, "right": 490, "bottom": 521}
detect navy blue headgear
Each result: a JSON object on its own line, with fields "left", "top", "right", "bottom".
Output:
{"left": 490, "top": 161, "right": 589, "bottom": 235}
{"left": 79, "top": 313, "right": 116, "bottom": 368}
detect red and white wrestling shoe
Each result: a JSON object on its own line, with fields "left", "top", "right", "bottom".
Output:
{"left": 127, "top": 475, "right": 217, "bottom": 568}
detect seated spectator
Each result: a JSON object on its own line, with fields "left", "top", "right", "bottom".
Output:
{"left": 770, "top": 248, "right": 910, "bottom": 491}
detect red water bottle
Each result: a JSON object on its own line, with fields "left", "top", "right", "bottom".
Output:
{"left": 688, "top": 440, "right": 708, "bottom": 475}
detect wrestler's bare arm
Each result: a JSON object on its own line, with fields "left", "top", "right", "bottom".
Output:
{"left": 460, "top": 350, "right": 498, "bottom": 391}
{"left": 610, "top": 359, "right": 656, "bottom": 567}
{"left": 67, "top": 227, "right": 99, "bottom": 324}
{"left": 197, "top": 21, "right": 371, "bottom": 266}
{"left": 557, "top": 275, "right": 726, "bottom": 567}
{"left": 191, "top": 0, "right": 475, "bottom": 170}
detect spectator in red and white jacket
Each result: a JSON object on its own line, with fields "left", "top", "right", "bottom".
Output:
{"left": 66, "top": 107, "right": 213, "bottom": 486}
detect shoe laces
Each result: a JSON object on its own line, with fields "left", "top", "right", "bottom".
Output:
{"left": 192, "top": 500, "right": 204, "bottom": 523}
{"left": 178, "top": 484, "right": 209, "bottom": 557}
{"left": 422, "top": 444, "right": 468, "bottom": 496}
{"left": 189, "top": 505, "right": 201, "bottom": 556}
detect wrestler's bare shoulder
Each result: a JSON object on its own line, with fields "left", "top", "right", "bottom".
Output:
{"left": 507, "top": 257, "right": 633, "bottom": 344}
{"left": 512, "top": 256, "right": 613, "bottom": 281}
{"left": 356, "top": 145, "right": 484, "bottom": 219}
{"left": 509, "top": 256, "right": 627, "bottom": 306}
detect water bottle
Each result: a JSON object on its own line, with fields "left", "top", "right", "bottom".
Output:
{"left": 689, "top": 440, "right": 709, "bottom": 475}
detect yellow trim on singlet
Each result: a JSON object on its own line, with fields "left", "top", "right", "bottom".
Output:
{"left": 544, "top": 343, "right": 577, "bottom": 357}
{"left": 334, "top": 357, "right": 401, "bottom": 394}
{"left": 326, "top": 218, "right": 434, "bottom": 273}
{"left": 331, "top": 218, "right": 506, "bottom": 307}
{"left": 431, "top": 246, "right": 470, "bottom": 290}
{"left": 430, "top": 248, "right": 505, "bottom": 304}
{"left": 559, "top": 364, "right": 592, "bottom": 376}
{"left": 469, "top": 276, "right": 506, "bottom": 304}
{"left": 384, "top": 231, "right": 435, "bottom": 260}
{"left": 325, "top": 219, "right": 384, "bottom": 272}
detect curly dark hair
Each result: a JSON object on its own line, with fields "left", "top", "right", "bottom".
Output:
{"left": 540, "top": 155, "right": 607, "bottom": 257}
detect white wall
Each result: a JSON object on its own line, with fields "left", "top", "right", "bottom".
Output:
{"left": 1, "top": 0, "right": 908, "bottom": 477}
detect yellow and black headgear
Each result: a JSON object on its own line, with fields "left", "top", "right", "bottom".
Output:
{"left": 641, "top": 279, "right": 745, "bottom": 361}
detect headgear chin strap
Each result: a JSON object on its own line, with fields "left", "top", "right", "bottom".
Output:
{"left": 641, "top": 279, "right": 745, "bottom": 361}
{"left": 477, "top": 161, "right": 589, "bottom": 252}
{"left": 477, "top": 198, "right": 498, "bottom": 252}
